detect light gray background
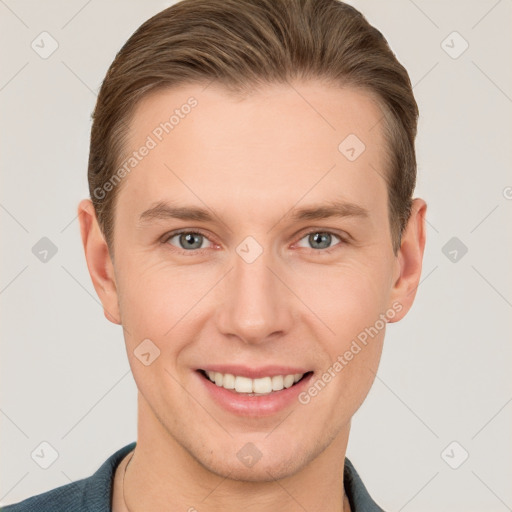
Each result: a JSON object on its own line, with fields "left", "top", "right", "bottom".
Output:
{"left": 1, "top": 0, "right": 511, "bottom": 510}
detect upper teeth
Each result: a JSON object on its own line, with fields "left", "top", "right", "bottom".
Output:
{"left": 206, "top": 371, "right": 304, "bottom": 394}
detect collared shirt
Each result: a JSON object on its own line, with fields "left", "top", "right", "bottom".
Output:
{"left": 1, "top": 441, "right": 386, "bottom": 511}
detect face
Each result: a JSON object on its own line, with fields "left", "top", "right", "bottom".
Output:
{"left": 83, "top": 81, "right": 422, "bottom": 482}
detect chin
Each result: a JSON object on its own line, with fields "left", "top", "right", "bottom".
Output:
{"left": 184, "top": 434, "right": 324, "bottom": 484}
{"left": 202, "top": 453, "right": 307, "bottom": 483}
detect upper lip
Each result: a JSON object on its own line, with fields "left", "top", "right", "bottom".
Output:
{"left": 198, "top": 365, "right": 311, "bottom": 379}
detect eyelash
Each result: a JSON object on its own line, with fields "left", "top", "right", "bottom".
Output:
{"left": 161, "top": 228, "right": 348, "bottom": 256}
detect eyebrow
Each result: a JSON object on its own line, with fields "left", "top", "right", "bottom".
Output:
{"left": 137, "top": 199, "right": 369, "bottom": 226}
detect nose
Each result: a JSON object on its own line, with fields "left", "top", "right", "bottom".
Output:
{"left": 215, "top": 244, "right": 295, "bottom": 346}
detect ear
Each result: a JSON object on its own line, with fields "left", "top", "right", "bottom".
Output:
{"left": 387, "top": 198, "right": 427, "bottom": 322}
{"left": 77, "top": 198, "right": 121, "bottom": 325}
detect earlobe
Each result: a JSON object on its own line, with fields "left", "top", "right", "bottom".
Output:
{"left": 387, "top": 198, "right": 427, "bottom": 323}
{"left": 77, "top": 199, "right": 121, "bottom": 325}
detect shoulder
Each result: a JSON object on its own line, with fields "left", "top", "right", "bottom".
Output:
{"left": 1, "top": 442, "right": 136, "bottom": 512}
{"left": 1, "top": 478, "right": 88, "bottom": 512}
{"left": 344, "top": 456, "right": 387, "bottom": 512}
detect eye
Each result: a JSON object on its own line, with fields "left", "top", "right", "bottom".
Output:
{"left": 161, "top": 228, "right": 347, "bottom": 255}
{"left": 295, "top": 230, "right": 345, "bottom": 252}
{"left": 163, "top": 230, "right": 214, "bottom": 253}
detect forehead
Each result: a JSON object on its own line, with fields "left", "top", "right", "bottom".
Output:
{"left": 116, "top": 80, "right": 389, "bottom": 222}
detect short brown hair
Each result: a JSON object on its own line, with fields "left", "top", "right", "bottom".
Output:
{"left": 88, "top": 0, "right": 418, "bottom": 258}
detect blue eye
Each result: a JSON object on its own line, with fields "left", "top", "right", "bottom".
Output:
{"left": 296, "top": 231, "right": 343, "bottom": 251}
{"left": 162, "top": 229, "right": 346, "bottom": 256}
{"left": 164, "top": 231, "right": 213, "bottom": 251}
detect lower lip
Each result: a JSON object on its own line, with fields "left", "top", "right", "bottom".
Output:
{"left": 196, "top": 371, "right": 314, "bottom": 417}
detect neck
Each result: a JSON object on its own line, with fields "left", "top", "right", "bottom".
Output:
{"left": 116, "top": 394, "right": 352, "bottom": 512}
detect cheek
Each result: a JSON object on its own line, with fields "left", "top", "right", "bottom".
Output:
{"left": 117, "top": 257, "right": 210, "bottom": 336}
{"left": 116, "top": 264, "right": 202, "bottom": 405}
{"left": 291, "top": 260, "right": 391, "bottom": 340}
{"left": 290, "top": 260, "right": 389, "bottom": 409}
{"left": 334, "top": 333, "right": 384, "bottom": 421}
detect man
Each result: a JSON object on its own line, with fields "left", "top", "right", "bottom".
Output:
{"left": 3, "top": 0, "right": 426, "bottom": 510}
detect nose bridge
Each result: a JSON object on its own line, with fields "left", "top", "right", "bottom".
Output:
{"left": 215, "top": 239, "right": 292, "bottom": 344}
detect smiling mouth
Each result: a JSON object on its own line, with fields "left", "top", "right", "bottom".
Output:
{"left": 197, "top": 369, "right": 313, "bottom": 396}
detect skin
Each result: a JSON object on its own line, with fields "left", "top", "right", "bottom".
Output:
{"left": 78, "top": 80, "right": 426, "bottom": 512}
